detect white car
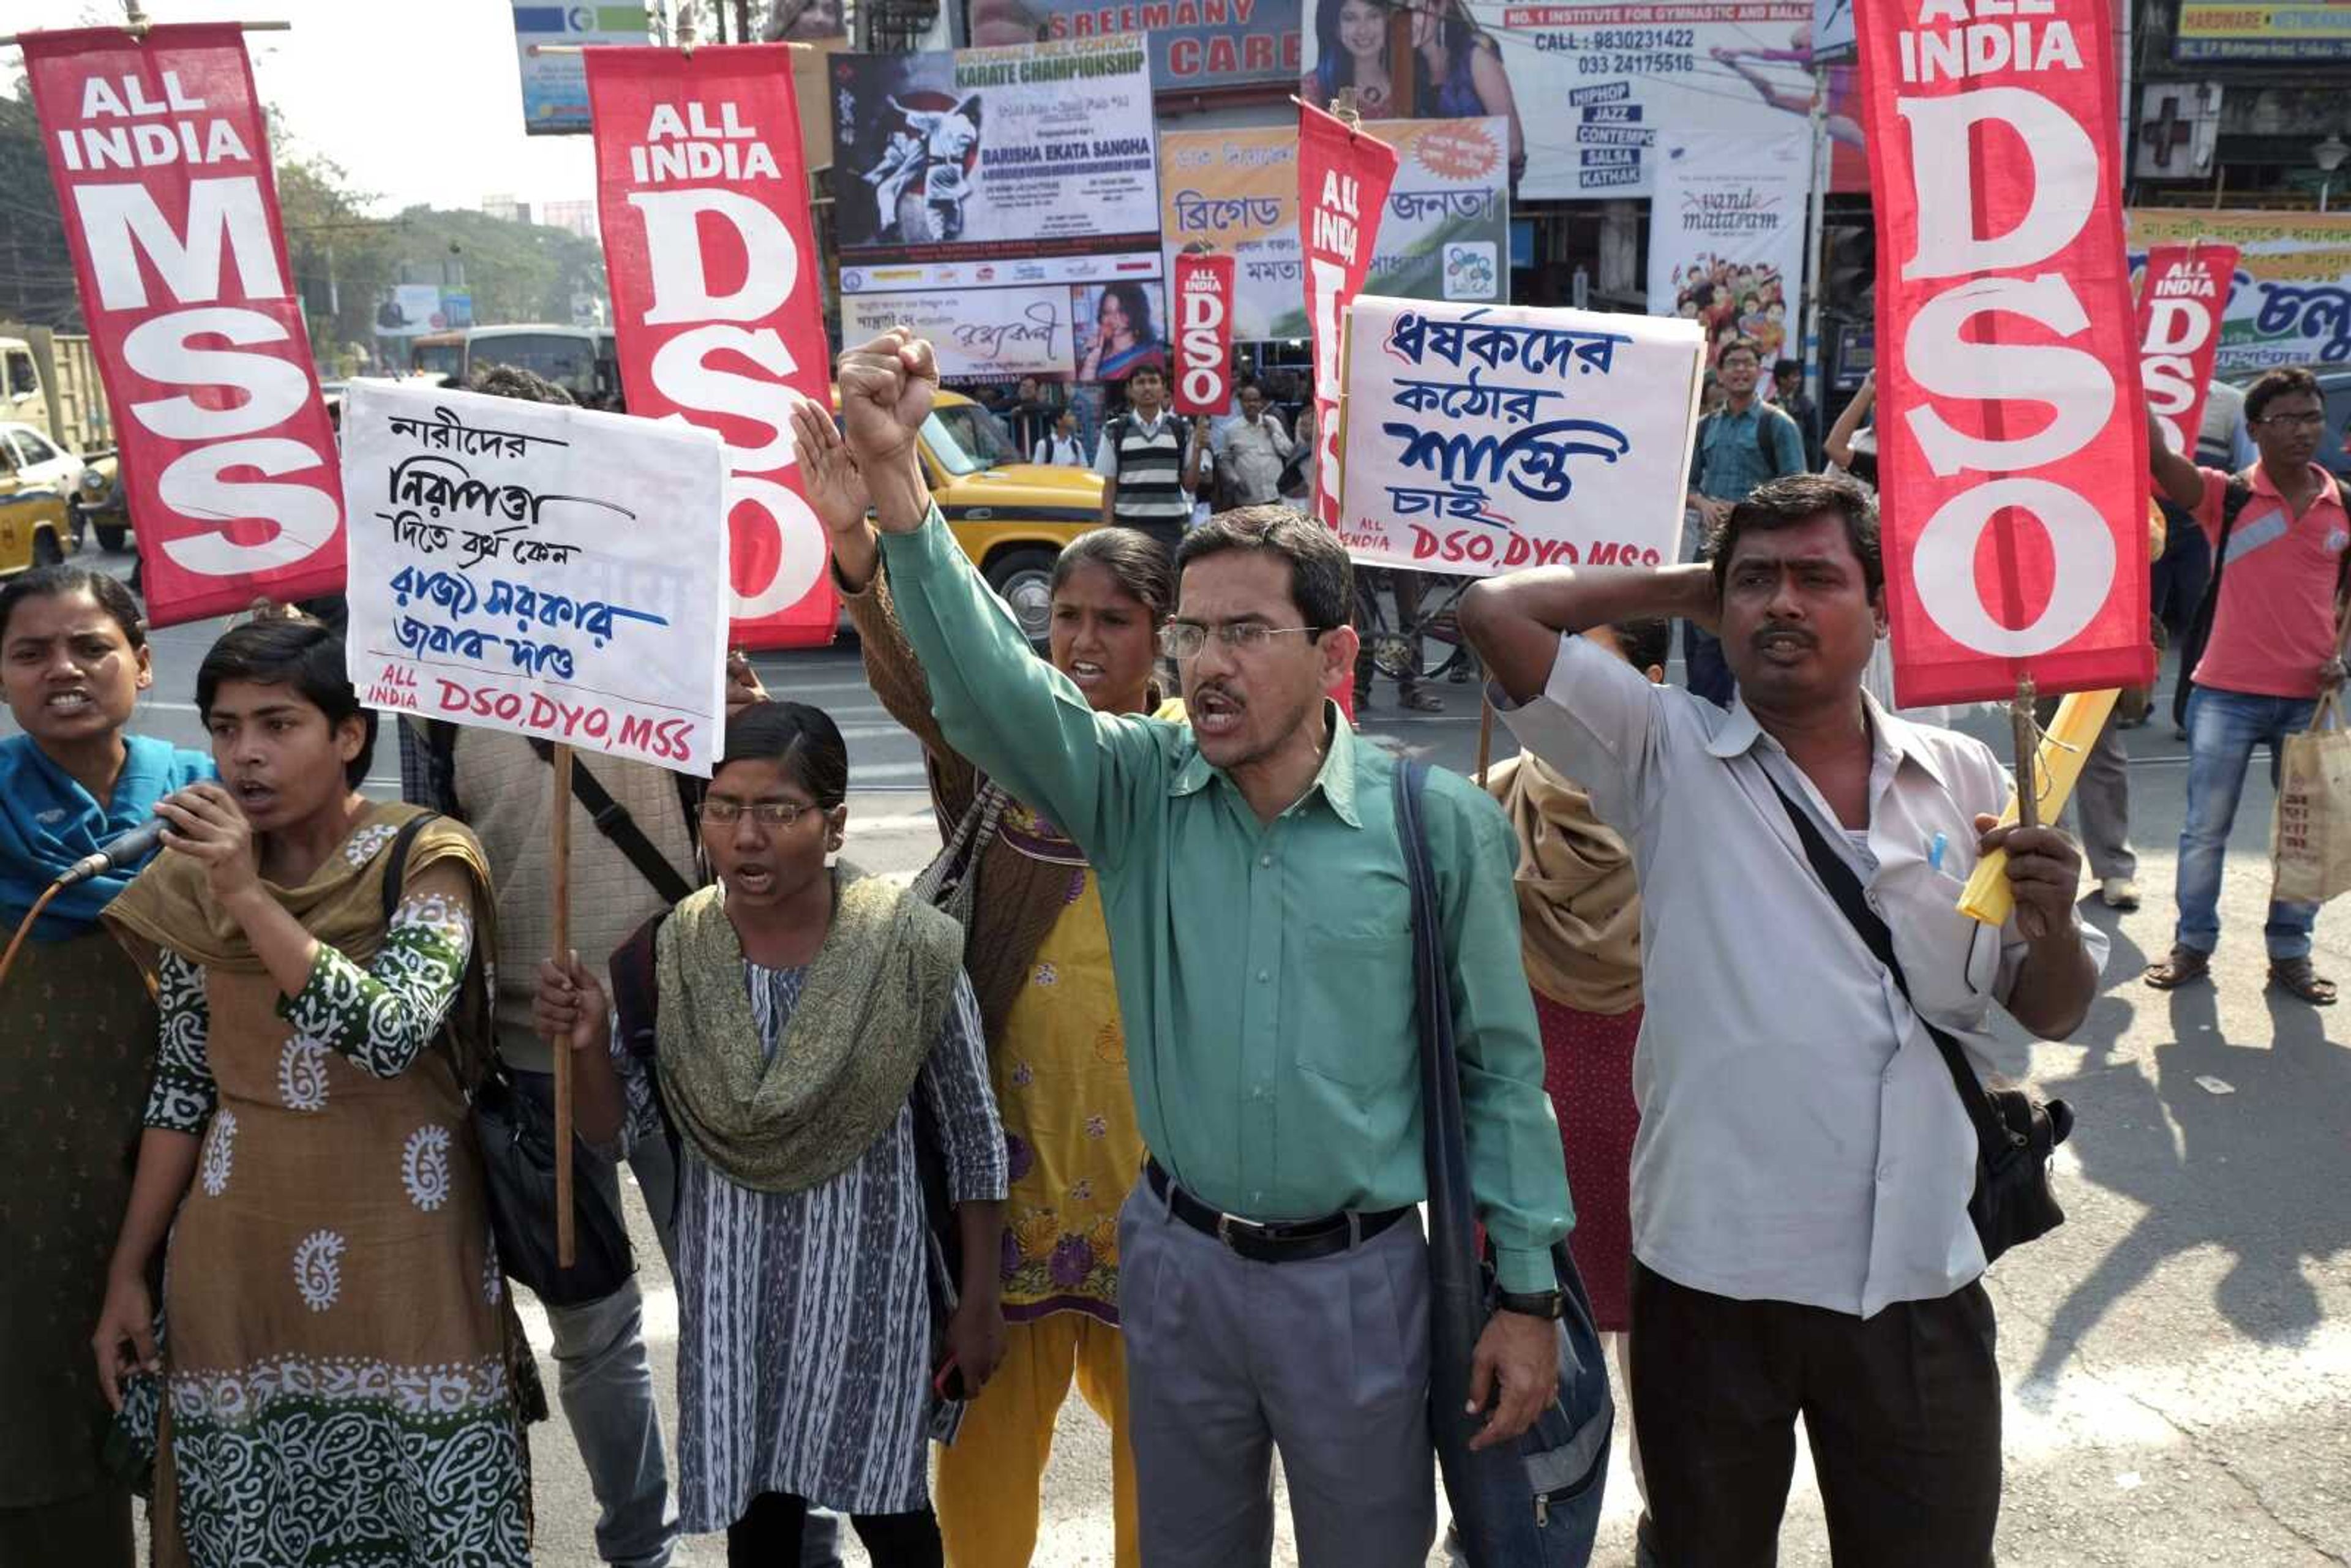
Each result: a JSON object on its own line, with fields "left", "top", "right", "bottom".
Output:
{"left": 1, "top": 421, "right": 121, "bottom": 550}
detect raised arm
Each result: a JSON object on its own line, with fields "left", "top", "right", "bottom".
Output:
{"left": 790, "top": 398, "right": 982, "bottom": 817}
{"left": 1824, "top": 369, "right": 1873, "bottom": 470}
{"left": 1459, "top": 561, "right": 1717, "bottom": 704}
{"left": 2147, "top": 398, "right": 2207, "bottom": 511}
{"left": 841, "top": 330, "right": 1152, "bottom": 860}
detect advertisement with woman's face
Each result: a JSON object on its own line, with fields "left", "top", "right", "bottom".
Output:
{"left": 1074, "top": 281, "right": 1169, "bottom": 384}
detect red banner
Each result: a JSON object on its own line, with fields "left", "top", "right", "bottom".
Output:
{"left": 2136, "top": 244, "right": 2239, "bottom": 463}
{"left": 1171, "top": 252, "right": 1235, "bottom": 417}
{"left": 1854, "top": 1, "right": 2152, "bottom": 707}
{"left": 587, "top": 45, "right": 835, "bottom": 651}
{"left": 21, "top": 26, "right": 342, "bottom": 626}
{"left": 1299, "top": 104, "right": 1398, "bottom": 539}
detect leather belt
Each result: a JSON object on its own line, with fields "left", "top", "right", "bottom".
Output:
{"left": 1144, "top": 1158, "right": 1408, "bottom": 1264}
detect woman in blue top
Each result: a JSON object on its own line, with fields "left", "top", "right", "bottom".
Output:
{"left": 0, "top": 565, "right": 210, "bottom": 1566}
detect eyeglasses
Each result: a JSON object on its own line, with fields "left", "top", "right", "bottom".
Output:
{"left": 699, "top": 798, "right": 820, "bottom": 827}
{"left": 2256, "top": 412, "right": 2327, "bottom": 429}
{"left": 1157, "top": 621, "right": 1325, "bottom": 660}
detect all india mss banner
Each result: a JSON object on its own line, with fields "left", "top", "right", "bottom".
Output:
{"left": 342, "top": 381, "right": 732, "bottom": 776}
{"left": 1337, "top": 298, "right": 1701, "bottom": 576}
{"left": 1158, "top": 119, "right": 1511, "bottom": 342}
{"left": 1297, "top": 0, "right": 1835, "bottom": 199}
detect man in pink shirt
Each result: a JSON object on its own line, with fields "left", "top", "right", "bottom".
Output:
{"left": 2145, "top": 367, "right": 2349, "bottom": 1005}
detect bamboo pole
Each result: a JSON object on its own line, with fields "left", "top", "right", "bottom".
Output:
{"left": 550, "top": 745, "right": 576, "bottom": 1270}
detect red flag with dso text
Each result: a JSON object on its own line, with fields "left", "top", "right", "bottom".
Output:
{"left": 1853, "top": 0, "right": 2153, "bottom": 706}
{"left": 1172, "top": 252, "right": 1235, "bottom": 418}
{"left": 587, "top": 45, "right": 836, "bottom": 650}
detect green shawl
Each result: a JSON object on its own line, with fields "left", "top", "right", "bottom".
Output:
{"left": 654, "top": 868, "right": 964, "bottom": 1195}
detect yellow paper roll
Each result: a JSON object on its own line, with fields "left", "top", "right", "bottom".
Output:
{"left": 1958, "top": 688, "right": 2123, "bottom": 926}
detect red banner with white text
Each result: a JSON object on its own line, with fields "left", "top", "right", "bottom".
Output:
{"left": 2136, "top": 244, "right": 2239, "bottom": 463}
{"left": 1172, "top": 252, "right": 1235, "bottom": 417}
{"left": 587, "top": 45, "right": 834, "bottom": 650}
{"left": 1299, "top": 105, "right": 1398, "bottom": 539}
{"left": 22, "top": 26, "right": 343, "bottom": 626}
{"left": 1854, "top": 0, "right": 2152, "bottom": 707}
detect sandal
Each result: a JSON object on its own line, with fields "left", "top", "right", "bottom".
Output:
{"left": 1399, "top": 686, "right": 1445, "bottom": 713}
{"left": 2143, "top": 944, "right": 2213, "bottom": 990}
{"left": 2267, "top": 958, "right": 2338, "bottom": 1006}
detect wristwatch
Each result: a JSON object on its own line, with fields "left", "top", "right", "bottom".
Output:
{"left": 1495, "top": 1288, "right": 1565, "bottom": 1321}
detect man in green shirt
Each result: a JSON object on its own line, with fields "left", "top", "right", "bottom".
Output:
{"left": 836, "top": 330, "right": 1572, "bottom": 1567}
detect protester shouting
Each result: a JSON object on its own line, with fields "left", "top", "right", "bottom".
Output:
{"left": 1461, "top": 472, "right": 2105, "bottom": 1566}
{"left": 0, "top": 568, "right": 210, "bottom": 1566}
{"left": 536, "top": 701, "right": 1008, "bottom": 1568}
{"left": 1482, "top": 613, "right": 1670, "bottom": 1561}
{"left": 793, "top": 394, "right": 1166, "bottom": 1567}
{"left": 836, "top": 327, "right": 1570, "bottom": 1568}
{"left": 96, "top": 614, "right": 535, "bottom": 1567}
{"left": 2144, "top": 367, "right": 2350, "bottom": 1005}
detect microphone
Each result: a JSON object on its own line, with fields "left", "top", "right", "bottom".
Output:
{"left": 57, "top": 816, "right": 169, "bottom": 888}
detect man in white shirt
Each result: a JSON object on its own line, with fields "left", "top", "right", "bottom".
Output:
{"left": 1212, "top": 380, "right": 1294, "bottom": 506}
{"left": 1459, "top": 471, "right": 2104, "bottom": 1567}
{"left": 1032, "top": 408, "right": 1086, "bottom": 467}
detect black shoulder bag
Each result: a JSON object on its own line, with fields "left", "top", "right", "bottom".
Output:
{"left": 421, "top": 806, "right": 636, "bottom": 1309}
{"left": 1395, "top": 760, "right": 1612, "bottom": 1565}
{"left": 1762, "top": 776, "right": 2074, "bottom": 1264}
{"left": 2171, "top": 476, "right": 2259, "bottom": 731}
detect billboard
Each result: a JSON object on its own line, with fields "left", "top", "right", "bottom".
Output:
{"left": 1298, "top": 0, "right": 1868, "bottom": 198}
{"left": 2127, "top": 209, "right": 2351, "bottom": 375}
{"left": 1646, "top": 131, "right": 1810, "bottom": 370}
{"left": 965, "top": 0, "right": 1303, "bottom": 91}
{"left": 2173, "top": 2, "right": 2351, "bottom": 62}
{"left": 1158, "top": 118, "right": 1510, "bottom": 342}
{"left": 511, "top": 3, "right": 652, "bottom": 135}
{"left": 831, "top": 36, "right": 1163, "bottom": 381}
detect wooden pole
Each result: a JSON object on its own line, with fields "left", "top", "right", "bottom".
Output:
{"left": 1475, "top": 676, "right": 1496, "bottom": 791}
{"left": 549, "top": 744, "right": 576, "bottom": 1270}
{"left": 2009, "top": 675, "right": 2039, "bottom": 830}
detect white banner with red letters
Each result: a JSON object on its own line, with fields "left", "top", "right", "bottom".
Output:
{"left": 1855, "top": 0, "right": 2153, "bottom": 707}
{"left": 1299, "top": 103, "right": 1398, "bottom": 538}
{"left": 21, "top": 25, "right": 343, "bottom": 626}
{"left": 2135, "top": 244, "right": 2240, "bottom": 462}
{"left": 342, "top": 381, "right": 730, "bottom": 775}
{"left": 1171, "top": 252, "right": 1235, "bottom": 416}
{"left": 587, "top": 43, "right": 836, "bottom": 650}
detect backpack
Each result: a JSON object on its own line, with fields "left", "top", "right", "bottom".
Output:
{"left": 2171, "top": 476, "right": 2259, "bottom": 730}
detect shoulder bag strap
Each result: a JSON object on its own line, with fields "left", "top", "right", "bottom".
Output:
{"left": 1758, "top": 773, "right": 2018, "bottom": 1160}
{"left": 379, "top": 811, "right": 440, "bottom": 924}
{"left": 526, "top": 737, "right": 696, "bottom": 907}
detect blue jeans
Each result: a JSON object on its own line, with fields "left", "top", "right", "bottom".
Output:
{"left": 2175, "top": 688, "right": 2322, "bottom": 960}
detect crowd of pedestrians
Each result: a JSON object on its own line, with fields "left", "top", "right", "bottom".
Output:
{"left": 0, "top": 331, "right": 2339, "bottom": 1568}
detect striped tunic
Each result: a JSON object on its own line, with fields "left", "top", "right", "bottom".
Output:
{"left": 1095, "top": 410, "right": 1194, "bottom": 527}
{"left": 615, "top": 964, "right": 1005, "bottom": 1525}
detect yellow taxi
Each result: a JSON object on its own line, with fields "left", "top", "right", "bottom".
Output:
{"left": 0, "top": 421, "right": 83, "bottom": 574}
{"left": 836, "top": 388, "right": 1104, "bottom": 642}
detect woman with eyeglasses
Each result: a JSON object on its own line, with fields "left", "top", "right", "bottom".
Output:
{"left": 537, "top": 700, "right": 1008, "bottom": 1567}
{"left": 786, "top": 396, "right": 1175, "bottom": 1568}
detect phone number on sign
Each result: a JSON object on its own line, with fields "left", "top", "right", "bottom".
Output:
{"left": 1557, "top": 48, "right": 1697, "bottom": 71}
{"left": 1574, "top": 27, "right": 1697, "bottom": 47}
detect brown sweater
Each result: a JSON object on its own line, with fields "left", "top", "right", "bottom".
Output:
{"left": 840, "top": 568, "right": 1073, "bottom": 1043}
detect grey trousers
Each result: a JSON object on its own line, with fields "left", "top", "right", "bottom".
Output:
{"left": 515, "top": 1067, "right": 682, "bottom": 1568}
{"left": 2063, "top": 705, "right": 2135, "bottom": 882}
{"left": 1116, "top": 1180, "right": 1436, "bottom": 1568}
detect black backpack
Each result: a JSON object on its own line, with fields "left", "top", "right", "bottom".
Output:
{"left": 2170, "top": 476, "right": 2259, "bottom": 730}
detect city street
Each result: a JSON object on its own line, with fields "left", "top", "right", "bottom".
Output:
{"left": 23, "top": 551, "right": 2347, "bottom": 1567}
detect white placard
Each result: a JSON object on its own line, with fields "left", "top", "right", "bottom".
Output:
{"left": 342, "top": 381, "right": 731, "bottom": 776}
{"left": 1337, "top": 298, "right": 1703, "bottom": 576}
